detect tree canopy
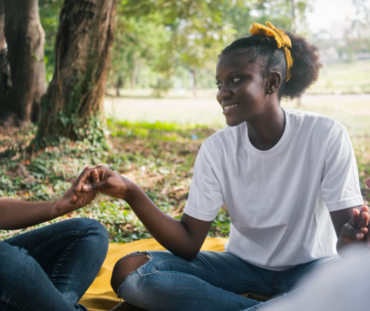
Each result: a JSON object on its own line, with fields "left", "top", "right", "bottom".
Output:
{"left": 38, "top": 0, "right": 317, "bottom": 93}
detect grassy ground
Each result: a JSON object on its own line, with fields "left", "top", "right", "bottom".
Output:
{"left": 308, "top": 60, "right": 370, "bottom": 95}
{"left": 1, "top": 93, "right": 369, "bottom": 242}
{"left": 0, "top": 121, "right": 230, "bottom": 242}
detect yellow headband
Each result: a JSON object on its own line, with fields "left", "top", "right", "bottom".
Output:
{"left": 249, "top": 21, "right": 293, "bottom": 82}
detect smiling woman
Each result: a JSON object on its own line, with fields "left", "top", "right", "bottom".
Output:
{"left": 76, "top": 22, "right": 368, "bottom": 311}
{"left": 215, "top": 23, "right": 322, "bottom": 151}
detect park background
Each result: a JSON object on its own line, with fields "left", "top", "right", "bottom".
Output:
{"left": 0, "top": 0, "right": 369, "bottom": 241}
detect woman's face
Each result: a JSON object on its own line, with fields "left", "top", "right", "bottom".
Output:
{"left": 216, "top": 53, "right": 268, "bottom": 126}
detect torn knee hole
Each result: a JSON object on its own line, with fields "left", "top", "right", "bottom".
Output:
{"left": 111, "top": 252, "right": 151, "bottom": 293}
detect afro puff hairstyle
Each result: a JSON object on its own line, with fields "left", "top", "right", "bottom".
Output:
{"left": 220, "top": 31, "right": 322, "bottom": 99}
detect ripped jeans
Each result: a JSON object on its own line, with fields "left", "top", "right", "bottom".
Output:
{"left": 117, "top": 250, "right": 339, "bottom": 311}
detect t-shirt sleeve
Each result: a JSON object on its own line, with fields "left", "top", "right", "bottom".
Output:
{"left": 321, "top": 125, "right": 364, "bottom": 212}
{"left": 184, "top": 142, "right": 224, "bottom": 221}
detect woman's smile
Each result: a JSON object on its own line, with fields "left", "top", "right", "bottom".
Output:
{"left": 222, "top": 103, "right": 239, "bottom": 115}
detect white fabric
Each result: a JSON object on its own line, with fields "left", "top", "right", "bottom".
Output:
{"left": 184, "top": 108, "right": 363, "bottom": 270}
{"left": 257, "top": 247, "right": 370, "bottom": 311}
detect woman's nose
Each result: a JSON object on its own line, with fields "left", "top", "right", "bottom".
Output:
{"left": 217, "top": 84, "right": 232, "bottom": 102}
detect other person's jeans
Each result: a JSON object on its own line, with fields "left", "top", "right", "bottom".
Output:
{"left": 0, "top": 218, "right": 109, "bottom": 311}
{"left": 118, "top": 250, "right": 339, "bottom": 311}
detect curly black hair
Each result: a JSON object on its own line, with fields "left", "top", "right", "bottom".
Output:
{"left": 220, "top": 32, "right": 322, "bottom": 99}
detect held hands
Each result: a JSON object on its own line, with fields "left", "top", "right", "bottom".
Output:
{"left": 74, "top": 165, "right": 132, "bottom": 200}
{"left": 54, "top": 166, "right": 99, "bottom": 215}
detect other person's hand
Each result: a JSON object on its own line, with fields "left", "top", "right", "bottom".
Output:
{"left": 340, "top": 205, "right": 370, "bottom": 246}
{"left": 74, "top": 165, "right": 133, "bottom": 200}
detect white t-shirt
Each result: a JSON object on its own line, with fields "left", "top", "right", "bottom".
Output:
{"left": 184, "top": 108, "right": 364, "bottom": 270}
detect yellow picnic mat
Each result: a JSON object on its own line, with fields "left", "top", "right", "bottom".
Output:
{"left": 79, "top": 238, "right": 229, "bottom": 311}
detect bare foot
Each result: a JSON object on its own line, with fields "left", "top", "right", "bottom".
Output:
{"left": 109, "top": 301, "right": 146, "bottom": 311}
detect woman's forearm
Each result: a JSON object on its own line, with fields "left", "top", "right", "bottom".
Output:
{"left": 74, "top": 166, "right": 211, "bottom": 259}
{"left": 0, "top": 199, "right": 60, "bottom": 230}
{"left": 125, "top": 183, "right": 206, "bottom": 260}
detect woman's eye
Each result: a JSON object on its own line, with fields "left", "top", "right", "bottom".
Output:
{"left": 231, "top": 77, "right": 241, "bottom": 83}
{"left": 216, "top": 82, "right": 222, "bottom": 89}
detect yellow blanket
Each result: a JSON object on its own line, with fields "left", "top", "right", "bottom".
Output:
{"left": 79, "top": 238, "right": 228, "bottom": 311}
{"left": 79, "top": 238, "right": 267, "bottom": 311}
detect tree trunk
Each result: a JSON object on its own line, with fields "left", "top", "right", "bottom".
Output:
{"left": 0, "top": 0, "right": 4, "bottom": 50}
{"left": 291, "top": 0, "right": 297, "bottom": 33}
{"left": 36, "top": 0, "right": 117, "bottom": 145}
{"left": 131, "top": 53, "right": 138, "bottom": 89}
{"left": 3, "top": 0, "right": 46, "bottom": 123}
{"left": 0, "top": 0, "right": 11, "bottom": 117}
{"left": 192, "top": 68, "right": 197, "bottom": 97}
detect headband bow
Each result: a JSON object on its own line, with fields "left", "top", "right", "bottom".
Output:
{"left": 249, "top": 21, "right": 293, "bottom": 82}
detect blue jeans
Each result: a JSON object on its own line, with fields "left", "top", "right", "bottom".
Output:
{"left": 118, "top": 250, "right": 339, "bottom": 311}
{"left": 0, "top": 218, "right": 109, "bottom": 311}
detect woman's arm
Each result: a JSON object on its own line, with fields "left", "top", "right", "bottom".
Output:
{"left": 0, "top": 168, "right": 100, "bottom": 230}
{"left": 127, "top": 184, "right": 213, "bottom": 260}
{"left": 75, "top": 166, "right": 213, "bottom": 260}
{"left": 0, "top": 199, "right": 60, "bottom": 230}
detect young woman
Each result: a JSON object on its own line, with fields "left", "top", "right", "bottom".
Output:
{"left": 75, "top": 22, "right": 369, "bottom": 311}
{"left": 0, "top": 167, "right": 108, "bottom": 311}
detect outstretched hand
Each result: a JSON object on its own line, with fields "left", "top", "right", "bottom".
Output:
{"left": 340, "top": 205, "right": 370, "bottom": 246}
{"left": 74, "top": 165, "right": 133, "bottom": 200}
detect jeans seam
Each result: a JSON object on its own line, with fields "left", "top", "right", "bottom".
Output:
{"left": 153, "top": 258, "right": 270, "bottom": 287}
{"left": 0, "top": 292, "right": 31, "bottom": 311}
{"left": 50, "top": 240, "right": 77, "bottom": 285}
{"left": 28, "top": 230, "right": 86, "bottom": 257}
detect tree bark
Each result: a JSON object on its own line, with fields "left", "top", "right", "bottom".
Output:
{"left": 0, "top": 0, "right": 11, "bottom": 116}
{"left": 3, "top": 0, "right": 46, "bottom": 123}
{"left": 0, "top": 0, "right": 5, "bottom": 50}
{"left": 36, "top": 0, "right": 117, "bottom": 144}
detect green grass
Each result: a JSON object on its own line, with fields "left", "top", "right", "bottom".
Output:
{"left": 0, "top": 121, "right": 228, "bottom": 242}
{"left": 308, "top": 60, "right": 370, "bottom": 95}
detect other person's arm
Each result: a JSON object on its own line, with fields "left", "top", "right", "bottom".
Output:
{"left": 75, "top": 165, "right": 213, "bottom": 260}
{"left": 0, "top": 167, "right": 99, "bottom": 230}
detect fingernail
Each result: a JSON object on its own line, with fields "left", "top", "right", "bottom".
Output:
{"left": 357, "top": 233, "right": 364, "bottom": 240}
{"left": 83, "top": 185, "right": 89, "bottom": 191}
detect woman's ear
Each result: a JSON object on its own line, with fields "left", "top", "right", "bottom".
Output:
{"left": 267, "top": 71, "right": 282, "bottom": 94}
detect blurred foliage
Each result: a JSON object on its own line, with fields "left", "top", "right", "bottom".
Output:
{"left": 39, "top": 0, "right": 63, "bottom": 83}
{"left": 38, "top": 0, "right": 317, "bottom": 92}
